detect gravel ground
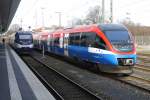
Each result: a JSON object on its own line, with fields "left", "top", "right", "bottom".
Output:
{"left": 137, "top": 55, "right": 150, "bottom": 69}
{"left": 32, "top": 51, "right": 150, "bottom": 100}
{"left": 133, "top": 69, "right": 150, "bottom": 80}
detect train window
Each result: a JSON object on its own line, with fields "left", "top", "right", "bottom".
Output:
{"left": 80, "top": 32, "right": 95, "bottom": 47}
{"left": 86, "top": 32, "right": 96, "bottom": 47}
{"left": 19, "top": 35, "right": 32, "bottom": 39}
{"left": 74, "top": 33, "right": 80, "bottom": 45}
{"left": 80, "top": 32, "right": 107, "bottom": 49}
{"left": 80, "top": 33, "right": 87, "bottom": 46}
{"left": 69, "top": 32, "right": 107, "bottom": 49}
{"left": 54, "top": 37, "right": 59, "bottom": 46}
{"left": 48, "top": 36, "right": 50, "bottom": 43}
{"left": 69, "top": 32, "right": 81, "bottom": 46}
{"left": 69, "top": 33, "right": 74, "bottom": 45}
{"left": 94, "top": 35, "right": 107, "bottom": 50}
{"left": 50, "top": 38, "right": 54, "bottom": 46}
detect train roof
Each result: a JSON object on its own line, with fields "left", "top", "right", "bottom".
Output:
{"left": 62, "top": 24, "right": 127, "bottom": 32}
{"left": 40, "top": 24, "right": 128, "bottom": 35}
{"left": 16, "top": 31, "right": 32, "bottom": 34}
{"left": 98, "top": 24, "right": 127, "bottom": 31}
{"left": 62, "top": 24, "right": 98, "bottom": 33}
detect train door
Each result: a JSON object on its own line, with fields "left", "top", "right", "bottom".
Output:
{"left": 59, "top": 33, "right": 64, "bottom": 55}
{"left": 64, "top": 33, "right": 69, "bottom": 56}
{"left": 60, "top": 33, "right": 63, "bottom": 48}
{"left": 39, "top": 35, "right": 42, "bottom": 49}
{"left": 50, "top": 34, "right": 54, "bottom": 52}
{"left": 47, "top": 35, "right": 50, "bottom": 51}
{"left": 47, "top": 34, "right": 52, "bottom": 52}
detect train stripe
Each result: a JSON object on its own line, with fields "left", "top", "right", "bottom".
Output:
{"left": 88, "top": 47, "right": 115, "bottom": 55}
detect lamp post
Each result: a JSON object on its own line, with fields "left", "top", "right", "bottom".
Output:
{"left": 110, "top": 0, "right": 113, "bottom": 23}
{"left": 41, "top": 7, "right": 45, "bottom": 27}
{"left": 101, "top": 0, "right": 105, "bottom": 23}
{"left": 56, "top": 12, "right": 62, "bottom": 28}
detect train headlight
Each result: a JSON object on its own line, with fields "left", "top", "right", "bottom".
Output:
{"left": 17, "top": 44, "right": 22, "bottom": 48}
{"left": 125, "top": 59, "right": 134, "bottom": 65}
{"left": 29, "top": 44, "right": 33, "bottom": 48}
{"left": 118, "top": 58, "right": 134, "bottom": 66}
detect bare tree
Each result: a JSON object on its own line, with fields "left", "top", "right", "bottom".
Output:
{"left": 6, "top": 24, "right": 21, "bottom": 35}
{"left": 9, "top": 24, "right": 20, "bottom": 32}
{"left": 121, "top": 20, "right": 150, "bottom": 45}
{"left": 85, "top": 6, "right": 101, "bottom": 24}
{"left": 69, "top": 5, "right": 102, "bottom": 26}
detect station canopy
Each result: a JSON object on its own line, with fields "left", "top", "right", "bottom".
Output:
{"left": 0, "top": 0, "right": 20, "bottom": 34}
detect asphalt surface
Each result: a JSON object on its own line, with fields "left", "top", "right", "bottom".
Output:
{"left": 0, "top": 45, "right": 10, "bottom": 100}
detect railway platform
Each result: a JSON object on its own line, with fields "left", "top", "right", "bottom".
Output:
{"left": 0, "top": 44, "right": 55, "bottom": 100}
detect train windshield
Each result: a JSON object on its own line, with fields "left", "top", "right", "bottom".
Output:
{"left": 104, "top": 30, "right": 133, "bottom": 52}
{"left": 104, "top": 31, "right": 131, "bottom": 42}
{"left": 19, "top": 35, "right": 32, "bottom": 40}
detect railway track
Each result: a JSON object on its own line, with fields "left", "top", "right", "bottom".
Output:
{"left": 21, "top": 55, "right": 102, "bottom": 100}
{"left": 136, "top": 55, "right": 150, "bottom": 67}
{"left": 134, "top": 66, "right": 150, "bottom": 72}
{"left": 33, "top": 50, "right": 150, "bottom": 93}
{"left": 116, "top": 63, "right": 150, "bottom": 92}
{"left": 138, "top": 60, "right": 148, "bottom": 63}
{"left": 103, "top": 65, "right": 150, "bottom": 92}
{"left": 115, "top": 74, "right": 150, "bottom": 92}
{"left": 136, "top": 62, "right": 150, "bottom": 68}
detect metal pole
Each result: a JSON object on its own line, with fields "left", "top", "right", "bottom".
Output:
{"left": 59, "top": 13, "right": 61, "bottom": 28}
{"left": 102, "top": 0, "right": 105, "bottom": 23}
{"left": 56, "top": 12, "right": 62, "bottom": 28}
{"left": 110, "top": 0, "right": 113, "bottom": 23}
{"left": 41, "top": 7, "right": 45, "bottom": 27}
{"left": 42, "top": 43, "right": 45, "bottom": 58}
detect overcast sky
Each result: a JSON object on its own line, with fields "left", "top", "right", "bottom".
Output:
{"left": 10, "top": 0, "right": 150, "bottom": 29}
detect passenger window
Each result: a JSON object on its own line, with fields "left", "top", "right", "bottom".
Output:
{"left": 86, "top": 32, "right": 96, "bottom": 47}
{"left": 80, "top": 32, "right": 95, "bottom": 47}
{"left": 69, "top": 34, "right": 74, "bottom": 45}
{"left": 54, "top": 37, "right": 59, "bottom": 46}
{"left": 50, "top": 38, "right": 53, "bottom": 46}
{"left": 80, "top": 32, "right": 107, "bottom": 50}
{"left": 74, "top": 33, "right": 81, "bottom": 45}
{"left": 94, "top": 35, "right": 107, "bottom": 50}
{"left": 69, "top": 32, "right": 81, "bottom": 46}
{"left": 69, "top": 32, "right": 107, "bottom": 49}
{"left": 80, "top": 33, "right": 87, "bottom": 46}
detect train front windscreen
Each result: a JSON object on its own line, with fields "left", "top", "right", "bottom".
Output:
{"left": 19, "top": 34, "right": 32, "bottom": 39}
{"left": 18, "top": 34, "right": 33, "bottom": 45}
{"left": 104, "top": 30, "right": 134, "bottom": 52}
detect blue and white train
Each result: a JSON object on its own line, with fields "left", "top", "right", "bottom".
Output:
{"left": 10, "top": 31, "right": 33, "bottom": 53}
